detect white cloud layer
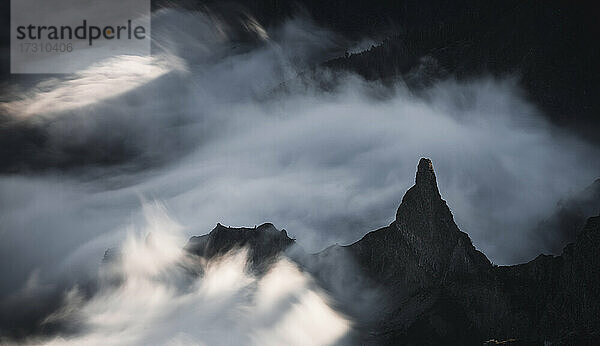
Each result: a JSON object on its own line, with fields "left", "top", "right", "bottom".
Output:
{"left": 18, "top": 202, "right": 350, "bottom": 346}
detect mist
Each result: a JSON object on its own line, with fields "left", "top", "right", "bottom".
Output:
{"left": 8, "top": 202, "right": 350, "bottom": 345}
{"left": 1, "top": 6, "right": 599, "bottom": 342}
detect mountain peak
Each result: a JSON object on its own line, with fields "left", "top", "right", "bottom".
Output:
{"left": 416, "top": 157, "right": 434, "bottom": 180}
{"left": 185, "top": 223, "right": 294, "bottom": 271}
{"left": 414, "top": 157, "right": 439, "bottom": 192}
{"left": 396, "top": 158, "right": 442, "bottom": 223}
{"left": 392, "top": 158, "right": 490, "bottom": 276}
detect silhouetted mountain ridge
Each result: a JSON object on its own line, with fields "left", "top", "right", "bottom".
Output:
{"left": 185, "top": 158, "right": 600, "bottom": 344}
{"left": 533, "top": 178, "right": 600, "bottom": 255}
{"left": 185, "top": 222, "right": 295, "bottom": 271}
{"left": 175, "top": 0, "right": 600, "bottom": 143}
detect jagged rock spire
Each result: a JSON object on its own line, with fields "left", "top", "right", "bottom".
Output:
{"left": 415, "top": 158, "right": 437, "bottom": 186}
{"left": 412, "top": 157, "right": 442, "bottom": 200}
{"left": 393, "top": 158, "right": 490, "bottom": 276}
{"left": 185, "top": 223, "right": 294, "bottom": 272}
{"left": 396, "top": 158, "right": 442, "bottom": 223}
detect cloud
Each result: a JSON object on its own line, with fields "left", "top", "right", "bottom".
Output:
{"left": 23, "top": 202, "right": 350, "bottom": 346}
{"left": 0, "top": 55, "right": 184, "bottom": 120}
{"left": 1, "top": 6, "right": 600, "bottom": 341}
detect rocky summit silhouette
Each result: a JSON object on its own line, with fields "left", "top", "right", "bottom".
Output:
{"left": 183, "top": 158, "right": 599, "bottom": 345}
{"left": 185, "top": 222, "right": 294, "bottom": 272}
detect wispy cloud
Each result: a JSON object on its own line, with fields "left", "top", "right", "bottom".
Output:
{"left": 1, "top": 6, "right": 599, "bottom": 341}
{"left": 29, "top": 202, "right": 350, "bottom": 346}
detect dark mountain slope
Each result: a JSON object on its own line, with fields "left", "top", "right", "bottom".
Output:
{"left": 533, "top": 178, "right": 600, "bottom": 255}
{"left": 321, "top": 1, "right": 599, "bottom": 143}
{"left": 340, "top": 159, "right": 600, "bottom": 344}
{"left": 186, "top": 158, "right": 600, "bottom": 344}
{"left": 492, "top": 214, "right": 600, "bottom": 345}
{"left": 348, "top": 159, "right": 490, "bottom": 290}
{"left": 185, "top": 222, "right": 294, "bottom": 271}
{"left": 169, "top": 0, "right": 600, "bottom": 143}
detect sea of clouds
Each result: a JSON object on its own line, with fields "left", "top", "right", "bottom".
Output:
{"left": 1, "top": 6, "right": 599, "bottom": 343}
